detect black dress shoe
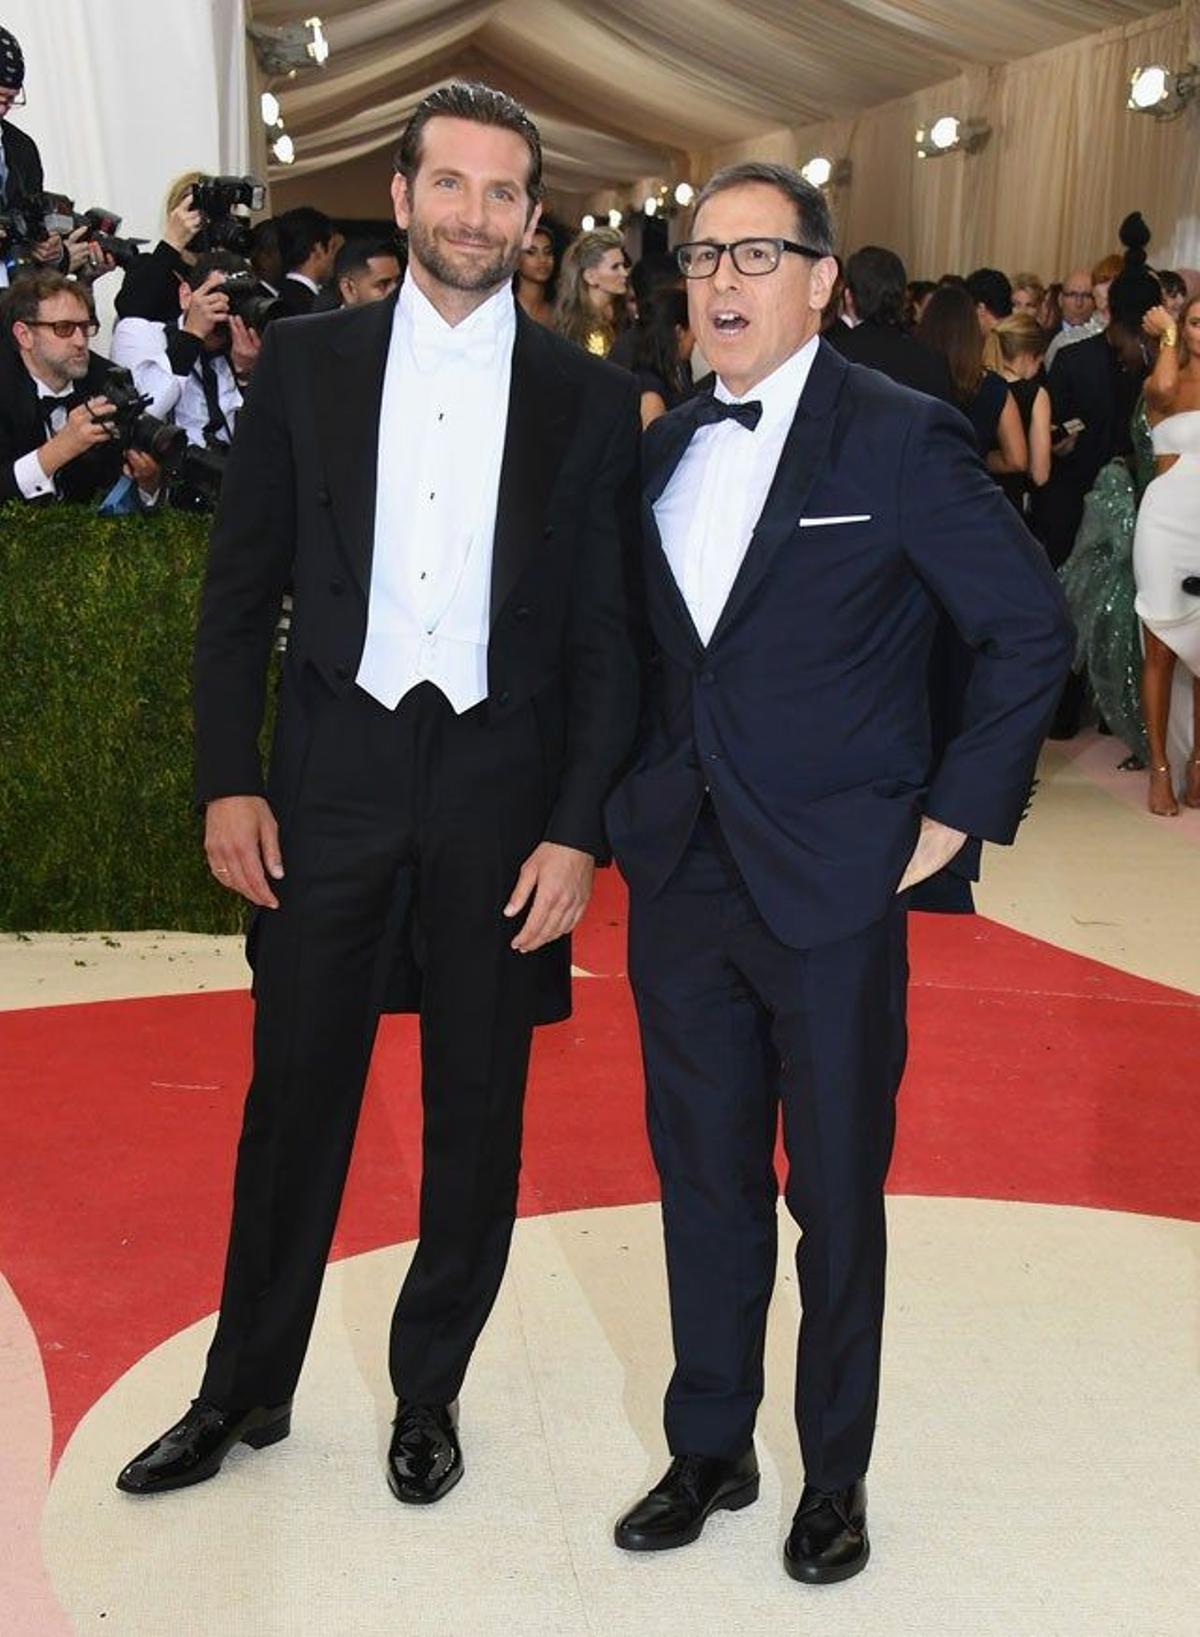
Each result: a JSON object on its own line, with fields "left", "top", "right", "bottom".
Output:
{"left": 116, "top": 1398, "right": 292, "bottom": 1495}
{"left": 784, "top": 1479, "right": 869, "bottom": 1584}
{"left": 386, "top": 1399, "right": 463, "bottom": 1504}
{"left": 614, "top": 1450, "right": 759, "bottom": 1551}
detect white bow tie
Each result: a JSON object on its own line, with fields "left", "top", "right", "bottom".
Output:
{"left": 409, "top": 322, "right": 499, "bottom": 374}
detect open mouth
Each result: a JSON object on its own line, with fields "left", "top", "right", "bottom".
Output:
{"left": 710, "top": 310, "right": 749, "bottom": 337}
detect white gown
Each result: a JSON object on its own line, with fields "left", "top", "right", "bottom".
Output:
{"left": 1132, "top": 410, "right": 1200, "bottom": 784}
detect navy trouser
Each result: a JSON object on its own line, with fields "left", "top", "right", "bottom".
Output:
{"left": 628, "top": 803, "right": 908, "bottom": 1490}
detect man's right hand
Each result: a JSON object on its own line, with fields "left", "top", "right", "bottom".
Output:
{"left": 182, "top": 270, "right": 231, "bottom": 341}
{"left": 204, "top": 795, "right": 285, "bottom": 908}
{"left": 40, "top": 398, "right": 118, "bottom": 474}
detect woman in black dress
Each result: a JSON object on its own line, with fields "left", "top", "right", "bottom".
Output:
{"left": 983, "top": 312, "right": 1052, "bottom": 515}
{"left": 917, "top": 283, "right": 1027, "bottom": 477}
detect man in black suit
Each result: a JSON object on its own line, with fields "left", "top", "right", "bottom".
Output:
{"left": 0, "top": 269, "right": 161, "bottom": 504}
{"left": 826, "top": 245, "right": 955, "bottom": 403}
{"left": 117, "top": 83, "right": 640, "bottom": 1503}
{"left": 275, "top": 206, "right": 338, "bottom": 316}
{"left": 0, "top": 29, "right": 73, "bottom": 281}
{"left": 607, "top": 163, "right": 1072, "bottom": 1583}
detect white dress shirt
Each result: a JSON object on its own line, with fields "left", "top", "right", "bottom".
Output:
{"left": 655, "top": 336, "right": 819, "bottom": 645}
{"left": 110, "top": 317, "right": 241, "bottom": 447}
{"left": 12, "top": 373, "right": 74, "bottom": 499}
{"left": 356, "top": 274, "right": 515, "bottom": 713}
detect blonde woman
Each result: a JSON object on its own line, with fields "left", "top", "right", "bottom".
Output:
{"left": 555, "top": 226, "right": 628, "bottom": 356}
{"left": 983, "top": 313, "right": 1052, "bottom": 512}
{"left": 114, "top": 171, "right": 205, "bottom": 324}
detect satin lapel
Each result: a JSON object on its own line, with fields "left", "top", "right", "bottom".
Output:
{"left": 706, "top": 340, "right": 849, "bottom": 647}
{"left": 642, "top": 399, "right": 709, "bottom": 658}
{"left": 313, "top": 290, "right": 396, "bottom": 593}
{"left": 490, "top": 310, "right": 578, "bottom": 628}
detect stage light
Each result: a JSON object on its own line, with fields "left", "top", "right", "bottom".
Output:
{"left": 581, "top": 213, "right": 596, "bottom": 231}
{"left": 271, "top": 132, "right": 295, "bottom": 166}
{"left": 643, "top": 196, "right": 658, "bottom": 217}
{"left": 674, "top": 182, "right": 695, "bottom": 207}
{"left": 608, "top": 208, "right": 623, "bottom": 228}
{"left": 915, "top": 117, "right": 990, "bottom": 159}
{"left": 1128, "top": 63, "right": 1198, "bottom": 118}
{"left": 260, "top": 91, "right": 282, "bottom": 127}
{"left": 249, "top": 17, "right": 332, "bottom": 77}
{"left": 801, "top": 156, "right": 832, "bottom": 188}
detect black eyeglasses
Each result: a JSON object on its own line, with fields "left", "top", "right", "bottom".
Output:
{"left": 0, "top": 85, "right": 26, "bottom": 106}
{"left": 675, "top": 238, "right": 825, "bottom": 279}
{"left": 23, "top": 319, "right": 100, "bottom": 339}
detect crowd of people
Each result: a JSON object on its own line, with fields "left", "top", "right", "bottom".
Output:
{"left": 2, "top": 18, "right": 1197, "bottom": 812}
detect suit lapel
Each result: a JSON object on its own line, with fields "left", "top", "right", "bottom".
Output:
{"left": 641, "top": 396, "right": 712, "bottom": 658}
{"left": 314, "top": 290, "right": 396, "bottom": 593}
{"left": 706, "top": 339, "right": 848, "bottom": 647}
{"left": 489, "top": 309, "right": 578, "bottom": 629}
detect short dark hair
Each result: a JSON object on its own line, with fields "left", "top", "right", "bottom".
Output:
{"left": 277, "top": 206, "right": 334, "bottom": 273}
{"left": 845, "top": 245, "right": 908, "bottom": 326}
{"left": 1157, "top": 268, "right": 1187, "bottom": 302}
{"left": 185, "top": 250, "right": 251, "bottom": 290}
{"left": 965, "top": 267, "right": 1013, "bottom": 320}
{"left": 395, "top": 81, "right": 543, "bottom": 206}
{"left": 691, "top": 161, "right": 835, "bottom": 258}
{"left": 4, "top": 269, "right": 92, "bottom": 332}
{"left": 335, "top": 238, "right": 402, "bottom": 284}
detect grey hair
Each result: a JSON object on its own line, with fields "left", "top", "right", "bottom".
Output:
{"left": 691, "top": 161, "right": 836, "bottom": 258}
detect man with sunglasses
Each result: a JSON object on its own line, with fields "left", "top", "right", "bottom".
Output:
{"left": 606, "top": 162, "right": 1072, "bottom": 1583}
{"left": 0, "top": 269, "right": 161, "bottom": 504}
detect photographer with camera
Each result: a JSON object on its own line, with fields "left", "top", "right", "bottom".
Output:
{"left": 111, "top": 251, "right": 271, "bottom": 465}
{"left": 276, "top": 206, "right": 339, "bottom": 314}
{"left": 0, "top": 29, "right": 72, "bottom": 284}
{"left": 0, "top": 269, "right": 163, "bottom": 505}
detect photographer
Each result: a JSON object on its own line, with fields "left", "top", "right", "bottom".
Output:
{"left": 0, "top": 269, "right": 161, "bottom": 505}
{"left": 111, "top": 251, "right": 268, "bottom": 455}
{"left": 114, "top": 173, "right": 204, "bottom": 324}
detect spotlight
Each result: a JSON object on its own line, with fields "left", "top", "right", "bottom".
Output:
{"left": 260, "top": 91, "right": 282, "bottom": 128}
{"left": 800, "top": 156, "right": 851, "bottom": 189}
{"left": 607, "top": 208, "right": 623, "bottom": 228}
{"left": 249, "top": 17, "right": 331, "bottom": 78}
{"left": 643, "top": 196, "right": 658, "bottom": 217}
{"left": 581, "top": 213, "right": 596, "bottom": 231}
{"left": 673, "top": 182, "right": 695, "bottom": 207}
{"left": 1128, "top": 63, "right": 1198, "bottom": 119}
{"left": 271, "top": 132, "right": 295, "bottom": 166}
{"left": 915, "top": 117, "right": 990, "bottom": 159}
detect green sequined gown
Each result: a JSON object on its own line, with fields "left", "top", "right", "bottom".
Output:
{"left": 1057, "top": 401, "right": 1154, "bottom": 761}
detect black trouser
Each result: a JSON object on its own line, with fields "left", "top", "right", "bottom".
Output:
{"left": 201, "top": 683, "right": 543, "bottom": 1413}
{"left": 628, "top": 805, "right": 908, "bottom": 1492}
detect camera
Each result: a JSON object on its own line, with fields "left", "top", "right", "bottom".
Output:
{"left": 190, "top": 176, "right": 266, "bottom": 256}
{"left": 216, "top": 268, "right": 283, "bottom": 334}
{"left": 0, "top": 191, "right": 147, "bottom": 269}
{"left": 97, "top": 368, "right": 189, "bottom": 468}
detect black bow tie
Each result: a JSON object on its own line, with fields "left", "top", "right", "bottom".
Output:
{"left": 692, "top": 395, "right": 763, "bottom": 432}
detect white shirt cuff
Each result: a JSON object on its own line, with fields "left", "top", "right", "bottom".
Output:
{"left": 14, "top": 449, "right": 56, "bottom": 500}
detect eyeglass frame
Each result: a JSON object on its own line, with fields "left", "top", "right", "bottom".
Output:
{"left": 675, "top": 237, "right": 827, "bottom": 279}
{"left": 0, "top": 85, "right": 26, "bottom": 106}
{"left": 19, "top": 318, "right": 101, "bottom": 339}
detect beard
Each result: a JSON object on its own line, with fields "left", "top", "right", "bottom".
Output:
{"left": 406, "top": 214, "right": 523, "bottom": 294}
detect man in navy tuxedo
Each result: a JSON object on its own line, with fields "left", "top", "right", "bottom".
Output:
{"left": 606, "top": 163, "right": 1073, "bottom": 1584}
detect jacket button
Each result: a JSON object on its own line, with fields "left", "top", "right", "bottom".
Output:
{"left": 497, "top": 688, "right": 511, "bottom": 706}
{"left": 316, "top": 488, "right": 332, "bottom": 507}
{"left": 701, "top": 670, "right": 716, "bottom": 685}
{"left": 514, "top": 604, "right": 531, "bottom": 622}
{"left": 543, "top": 525, "right": 554, "bottom": 539}
{"left": 334, "top": 664, "right": 350, "bottom": 681}
{"left": 329, "top": 578, "right": 345, "bottom": 595}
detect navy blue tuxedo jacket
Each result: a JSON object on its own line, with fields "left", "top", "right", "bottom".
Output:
{"left": 606, "top": 340, "right": 1074, "bottom": 951}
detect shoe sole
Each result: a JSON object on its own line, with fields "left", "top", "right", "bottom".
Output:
{"left": 784, "top": 1534, "right": 870, "bottom": 1585}
{"left": 115, "top": 1410, "right": 292, "bottom": 1495}
{"left": 614, "top": 1474, "right": 760, "bottom": 1551}
{"left": 386, "top": 1458, "right": 464, "bottom": 1506}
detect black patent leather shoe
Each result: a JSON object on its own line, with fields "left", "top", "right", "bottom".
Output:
{"left": 116, "top": 1398, "right": 292, "bottom": 1495}
{"left": 784, "top": 1479, "right": 869, "bottom": 1584}
{"left": 386, "top": 1399, "right": 463, "bottom": 1504}
{"left": 614, "top": 1450, "right": 759, "bottom": 1551}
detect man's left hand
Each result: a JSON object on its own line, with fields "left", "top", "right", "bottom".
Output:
{"left": 123, "top": 449, "right": 162, "bottom": 498}
{"left": 30, "top": 230, "right": 65, "bottom": 266}
{"left": 229, "top": 315, "right": 262, "bottom": 378}
{"left": 505, "top": 841, "right": 595, "bottom": 953}
{"left": 896, "top": 816, "right": 968, "bottom": 894}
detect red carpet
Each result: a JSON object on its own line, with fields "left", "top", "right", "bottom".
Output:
{"left": 2, "top": 872, "right": 1197, "bottom": 1464}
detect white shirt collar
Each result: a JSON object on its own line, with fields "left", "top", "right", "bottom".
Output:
{"left": 286, "top": 271, "right": 320, "bottom": 294}
{"left": 27, "top": 365, "right": 76, "bottom": 400}
{"left": 713, "top": 333, "right": 820, "bottom": 427}
{"left": 398, "top": 272, "right": 515, "bottom": 352}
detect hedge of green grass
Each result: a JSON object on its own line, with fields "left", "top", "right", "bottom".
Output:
{"left": 0, "top": 502, "right": 247, "bottom": 932}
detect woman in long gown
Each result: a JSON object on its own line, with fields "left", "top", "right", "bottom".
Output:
{"left": 1133, "top": 295, "right": 1200, "bottom": 814}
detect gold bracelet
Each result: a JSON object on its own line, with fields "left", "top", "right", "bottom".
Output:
{"left": 1164, "top": 326, "right": 1178, "bottom": 348}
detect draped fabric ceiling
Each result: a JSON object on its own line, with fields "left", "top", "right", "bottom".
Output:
{"left": 253, "top": 0, "right": 1200, "bottom": 272}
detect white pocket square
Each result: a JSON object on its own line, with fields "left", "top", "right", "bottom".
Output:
{"left": 798, "top": 514, "right": 872, "bottom": 527}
